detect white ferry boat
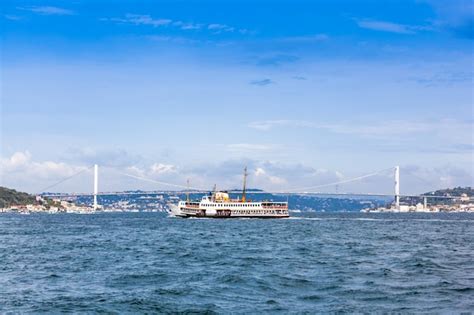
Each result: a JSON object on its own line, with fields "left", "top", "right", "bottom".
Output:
{"left": 168, "top": 168, "right": 289, "bottom": 218}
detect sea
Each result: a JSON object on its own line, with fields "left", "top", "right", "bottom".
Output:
{"left": 1, "top": 212, "right": 473, "bottom": 313}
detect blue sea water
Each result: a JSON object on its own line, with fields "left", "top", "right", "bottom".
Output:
{"left": 0, "top": 212, "right": 473, "bottom": 313}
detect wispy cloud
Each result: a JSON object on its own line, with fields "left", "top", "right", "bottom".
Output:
{"left": 1, "top": 151, "right": 471, "bottom": 194}
{"left": 173, "top": 21, "right": 202, "bottom": 30}
{"left": 103, "top": 14, "right": 246, "bottom": 34}
{"left": 104, "top": 14, "right": 172, "bottom": 27}
{"left": 0, "top": 151, "right": 88, "bottom": 192}
{"left": 249, "top": 79, "right": 274, "bottom": 86}
{"left": 357, "top": 2, "right": 474, "bottom": 39}
{"left": 248, "top": 119, "right": 473, "bottom": 143}
{"left": 208, "top": 23, "right": 235, "bottom": 33}
{"left": 3, "top": 14, "right": 23, "bottom": 21}
{"left": 277, "top": 34, "right": 329, "bottom": 42}
{"left": 18, "top": 6, "right": 74, "bottom": 16}
{"left": 150, "top": 163, "right": 177, "bottom": 175}
{"left": 146, "top": 35, "right": 200, "bottom": 45}
{"left": 356, "top": 19, "right": 431, "bottom": 34}
{"left": 402, "top": 164, "right": 474, "bottom": 193}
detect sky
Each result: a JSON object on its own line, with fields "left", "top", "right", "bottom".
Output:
{"left": 0, "top": 0, "right": 473, "bottom": 195}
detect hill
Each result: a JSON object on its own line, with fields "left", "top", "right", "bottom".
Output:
{"left": 0, "top": 187, "right": 36, "bottom": 208}
{"left": 423, "top": 187, "right": 473, "bottom": 197}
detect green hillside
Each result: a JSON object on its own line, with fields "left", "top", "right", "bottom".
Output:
{"left": 0, "top": 187, "right": 36, "bottom": 208}
{"left": 423, "top": 187, "right": 473, "bottom": 197}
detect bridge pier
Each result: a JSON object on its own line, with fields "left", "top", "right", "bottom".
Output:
{"left": 93, "top": 164, "right": 99, "bottom": 210}
{"left": 395, "top": 166, "right": 400, "bottom": 209}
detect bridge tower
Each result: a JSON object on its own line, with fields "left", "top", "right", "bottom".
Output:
{"left": 93, "top": 164, "right": 99, "bottom": 210}
{"left": 394, "top": 165, "right": 400, "bottom": 209}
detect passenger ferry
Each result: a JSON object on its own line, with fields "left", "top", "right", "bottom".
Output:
{"left": 168, "top": 168, "right": 289, "bottom": 218}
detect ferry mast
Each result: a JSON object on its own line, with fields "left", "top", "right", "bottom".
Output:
{"left": 242, "top": 166, "right": 248, "bottom": 202}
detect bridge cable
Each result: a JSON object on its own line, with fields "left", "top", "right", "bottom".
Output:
{"left": 37, "top": 165, "right": 94, "bottom": 194}
{"left": 112, "top": 170, "right": 208, "bottom": 191}
{"left": 280, "top": 167, "right": 395, "bottom": 193}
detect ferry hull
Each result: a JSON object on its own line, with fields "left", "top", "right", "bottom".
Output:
{"left": 174, "top": 207, "right": 289, "bottom": 218}
{"left": 177, "top": 213, "right": 289, "bottom": 218}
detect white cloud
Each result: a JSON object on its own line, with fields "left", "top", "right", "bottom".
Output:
{"left": 18, "top": 6, "right": 74, "bottom": 16}
{"left": 108, "top": 14, "right": 172, "bottom": 27}
{"left": 356, "top": 19, "right": 432, "bottom": 34}
{"left": 277, "top": 34, "right": 329, "bottom": 42}
{"left": 1, "top": 151, "right": 32, "bottom": 171}
{"left": 4, "top": 14, "right": 23, "bottom": 21}
{"left": 103, "top": 15, "right": 245, "bottom": 34}
{"left": 124, "top": 165, "right": 146, "bottom": 177}
{"left": 146, "top": 35, "right": 200, "bottom": 44}
{"left": 253, "top": 167, "right": 287, "bottom": 186}
{"left": 1, "top": 152, "right": 471, "bottom": 194}
{"left": 0, "top": 151, "right": 89, "bottom": 192}
{"left": 357, "top": 20, "right": 414, "bottom": 34}
{"left": 150, "top": 163, "right": 177, "bottom": 174}
{"left": 176, "top": 22, "right": 202, "bottom": 30}
{"left": 208, "top": 23, "right": 235, "bottom": 32}
{"left": 254, "top": 167, "right": 266, "bottom": 176}
{"left": 402, "top": 165, "right": 474, "bottom": 194}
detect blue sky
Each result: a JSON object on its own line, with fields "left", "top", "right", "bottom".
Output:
{"left": 1, "top": 0, "right": 473, "bottom": 194}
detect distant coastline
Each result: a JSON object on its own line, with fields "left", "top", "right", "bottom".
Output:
{"left": 363, "top": 187, "right": 474, "bottom": 213}
{"left": 1, "top": 186, "right": 473, "bottom": 214}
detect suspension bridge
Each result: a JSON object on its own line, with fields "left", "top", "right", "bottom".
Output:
{"left": 38, "top": 165, "right": 468, "bottom": 211}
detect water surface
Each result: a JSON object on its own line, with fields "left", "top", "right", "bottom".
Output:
{"left": 1, "top": 212, "right": 473, "bottom": 313}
